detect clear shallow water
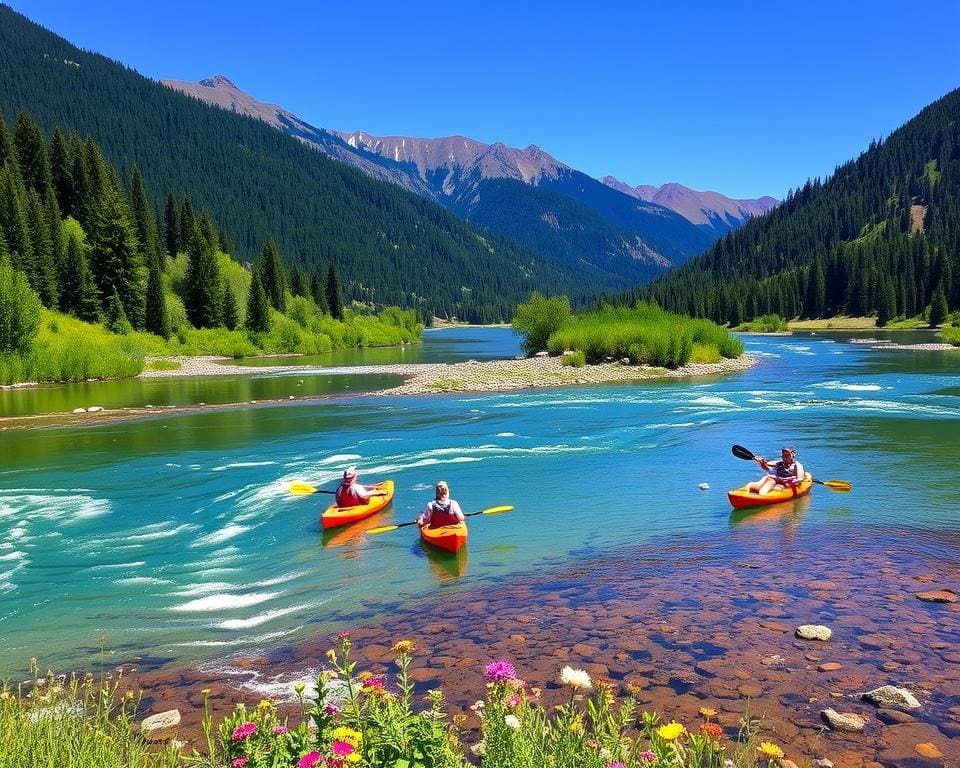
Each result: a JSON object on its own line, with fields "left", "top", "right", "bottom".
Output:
{"left": 0, "top": 329, "right": 958, "bottom": 673}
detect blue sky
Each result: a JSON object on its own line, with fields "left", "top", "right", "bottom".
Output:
{"left": 9, "top": 0, "right": 960, "bottom": 199}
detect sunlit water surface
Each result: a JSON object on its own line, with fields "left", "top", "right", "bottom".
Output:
{"left": 0, "top": 328, "right": 958, "bottom": 673}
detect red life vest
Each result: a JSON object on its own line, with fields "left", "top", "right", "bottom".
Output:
{"left": 427, "top": 501, "right": 460, "bottom": 528}
{"left": 336, "top": 482, "right": 361, "bottom": 507}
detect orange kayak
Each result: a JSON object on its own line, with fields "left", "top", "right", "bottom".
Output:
{"left": 727, "top": 473, "right": 813, "bottom": 509}
{"left": 419, "top": 520, "right": 468, "bottom": 553}
{"left": 321, "top": 480, "right": 394, "bottom": 529}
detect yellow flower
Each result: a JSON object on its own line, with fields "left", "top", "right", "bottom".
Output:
{"left": 699, "top": 706, "right": 717, "bottom": 719}
{"left": 568, "top": 720, "right": 584, "bottom": 734}
{"left": 391, "top": 640, "right": 416, "bottom": 654}
{"left": 331, "top": 726, "right": 363, "bottom": 748}
{"left": 200, "top": 688, "right": 211, "bottom": 697}
{"left": 657, "top": 721, "right": 685, "bottom": 741}
{"left": 758, "top": 741, "right": 784, "bottom": 759}
{"left": 293, "top": 682, "right": 306, "bottom": 695}
{"left": 344, "top": 754, "right": 361, "bottom": 764}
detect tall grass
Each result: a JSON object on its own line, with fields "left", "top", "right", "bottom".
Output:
{"left": 546, "top": 303, "right": 742, "bottom": 369}
{"left": 942, "top": 325, "right": 960, "bottom": 346}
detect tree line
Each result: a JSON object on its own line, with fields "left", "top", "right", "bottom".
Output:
{"left": 611, "top": 87, "right": 960, "bottom": 327}
{"left": 0, "top": 110, "right": 347, "bottom": 350}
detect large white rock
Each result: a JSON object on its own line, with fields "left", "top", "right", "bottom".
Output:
{"left": 796, "top": 624, "right": 832, "bottom": 641}
{"left": 821, "top": 708, "right": 866, "bottom": 732}
{"left": 140, "top": 709, "right": 181, "bottom": 741}
{"left": 861, "top": 685, "right": 921, "bottom": 710}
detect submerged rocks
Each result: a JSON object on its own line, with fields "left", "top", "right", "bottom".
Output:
{"left": 796, "top": 625, "right": 832, "bottom": 641}
{"left": 860, "top": 685, "right": 921, "bottom": 710}
{"left": 821, "top": 708, "right": 867, "bottom": 732}
{"left": 915, "top": 588, "right": 958, "bottom": 603}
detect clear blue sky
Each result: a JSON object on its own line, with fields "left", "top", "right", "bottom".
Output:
{"left": 8, "top": 0, "right": 960, "bottom": 199}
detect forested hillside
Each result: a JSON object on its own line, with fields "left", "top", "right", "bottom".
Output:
{"left": 623, "top": 88, "right": 960, "bottom": 327}
{"left": 0, "top": 6, "right": 612, "bottom": 322}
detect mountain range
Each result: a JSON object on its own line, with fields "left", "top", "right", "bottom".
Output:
{"left": 164, "top": 76, "right": 776, "bottom": 269}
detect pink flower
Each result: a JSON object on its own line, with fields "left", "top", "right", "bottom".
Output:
{"left": 507, "top": 694, "right": 521, "bottom": 708}
{"left": 231, "top": 722, "right": 256, "bottom": 740}
{"left": 484, "top": 660, "right": 517, "bottom": 683}
{"left": 362, "top": 674, "right": 385, "bottom": 692}
{"left": 331, "top": 740, "right": 355, "bottom": 757}
{"left": 605, "top": 763, "right": 626, "bottom": 768}
{"left": 273, "top": 725, "right": 288, "bottom": 735}
{"left": 231, "top": 758, "right": 248, "bottom": 768}
{"left": 639, "top": 751, "right": 657, "bottom": 763}
{"left": 325, "top": 702, "right": 340, "bottom": 716}
{"left": 298, "top": 752, "right": 323, "bottom": 768}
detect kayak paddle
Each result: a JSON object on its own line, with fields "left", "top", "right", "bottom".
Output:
{"left": 366, "top": 505, "right": 514, "bottom": 535}
{"left": 731, "top": 444, "right": 852, "bottom": 491}
{"left": 289, "top": 482, "right": 336, "bottom": 496}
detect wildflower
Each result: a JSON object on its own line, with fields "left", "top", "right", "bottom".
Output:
{"left": 559, "top": 666, "right": 592, "bottom": 691}
{"left": 657, "top": 721, "right": 685, "bottom": 741}
{"left": 484, "top": 660, "right": 517, "bottom": 683}
{"left": 391, "top": 639, "right": 416, "bottom": 654}
{"left": 274, "top": 725, "right": 288, "bottom": 735}
{"left": 361, "top": 674, "right": 385, "bottom": 693}
{"left": 504, "top": 714, "right": 521, "bottom": 730}
{"left": 507, "top": 693, "right": 521, "bottom": 708}
{"left": 599, "top": 747, "right": 612, "bottom": 759}
{"left": 470, "top": 741, "right": 486, "bottom": 757}
{"left": 298, "top": 752, "right": 322, "bottom": 768}
{"left": 758, "top": 742, "right": 785, "bottom": 760}
{"left": 200, "top": 688, "right": 211, "bottom": 697}
{"left": 232, "top": 758, "right": 249, "bottom": 768}
{"left": 293, "top": 682, "right": 306, "bottom": 695}
{"left": 700, "top": 722, "right": 724, "bottom": 740}
{"left": 699, "top": 706, "right": 717, "bottom": 719}
{"left": 625, "top": 679, "right": 645, "bottom": 695}
{"left": 332, "top": 740, "right": 356, "bottom": 757}
{"left": 326, "top": 702, "right": 340, "bottom": 716}
{"left": 331, "top": 726, "right": 362, "bottom": 748}
{"left": 569, "top": 720, "right": 584, "bottom": 734}
{"left": 326, "top": 649, "right": 337, "bottom": 663}
{"left": 231, "top": 722, "right": 257, "bottom": 741}
{"left": 606, "top": 763, "right": 627, "bottom": 768}
{"left": 638, "top": 752, "right": 656, "bottom": 763}
{"left": 470, "top": 700, "right": 485, "bottom": 712}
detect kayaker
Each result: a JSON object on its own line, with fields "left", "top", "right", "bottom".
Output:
{"left": 746, "top": 447, "right": 805, "bottom": 495}
{"left": 335, "top": 467, "right": 387, "bottom": 506}
{"left": 417, "top": 480, "right": 466, "bottom": 529}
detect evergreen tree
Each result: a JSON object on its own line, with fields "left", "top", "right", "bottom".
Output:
{"left": 0, "top": 114, "right": 14, "bottom": 167}
{"left": 289, "top": 261, "right": 308, "bottom": 297}
{"left": 164, "top": 192, "right": 178, "bottom": 257}
{"left": 145, "top": 259, "right": 170, "bottom": 338}
{"left": 802, "top": 256, "right": 826, "bottom": 318}
{"left": 184, "top": 222, "right": 222, "bottom": 328}
{"left": 0, "top": 166, "right": 33, "bottom": 276}
{"left": 59, "top": 222, "right": 101, "bottom": 321}
{"left": 13, "top": 112, "right": 51, "bottom": 195}
{"left": 246, "top": 270, "right": 271, "bottom": 332}
{"left": 88, "top": 182, "right": 145, "bottom": 328}
{"left": 222, "top": 281, "right": 240, "bottom": 330}
{"left": 877, "top": 277, "right": 897, "bottom": 327}
{"left": 928, "top": 284, "right": 948, "bottom": 328}
{"left": 25, "top": 188, "right": 57, "bottom": 307}
{"left": 105, "top": 286, "right": 132, "bottom": 334}
{"left": 310, "top": 267, "right": 329, "bottom": 314}
{"left": 218, "top": 229, "right": 233, "bottom": 255}
{"left": 258, "top": 240, "right": 287, "bottom": 312}
{"left": 178, "top": 196, "right": 195, "bottom": 256}
{"left": 326, "top": 261, "right": 344, "bottom": 320}
{"left": 129, "top": 166, "right": 160, "bottom": 269}
{"left": 49, "top": 127, "right": 75, "bottom": 218}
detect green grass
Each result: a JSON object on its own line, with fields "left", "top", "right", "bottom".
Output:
{"left": 942, "top": 326, "right": 960, "bottom": 346}
{"left": 545, "top": 303, "right": 742, "bottom": 369}
{"left": 144, "top": 359, "right": 182, "bottom": 371}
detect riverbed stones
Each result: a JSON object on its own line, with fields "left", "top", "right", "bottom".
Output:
{"left": 860, "top": 685, "right": 921, "bottom": 710}
{"left": 916, "top": 588, "right": 958, "bottom": 603}
{"left": 796, "top": 624, "right": 832, "bottom": 641}
{"left": 140, "top": 709, "right": 180, "bottom": 741}
{"left": 821, "top": 708, "right": 867, "bottom": 732}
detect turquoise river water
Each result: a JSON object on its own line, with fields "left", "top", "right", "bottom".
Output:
{"left": 0, "top": 327, "right": 958, "bottom": 678}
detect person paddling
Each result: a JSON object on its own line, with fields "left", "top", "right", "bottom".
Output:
{"left": 417, "top": 481, "right": 466, "bottom": 529}
{"left": 746, "top": 447, "right": 805, "bottom": 495}
{"left": 335, "top": 466, "right": 387, "bottom": 506}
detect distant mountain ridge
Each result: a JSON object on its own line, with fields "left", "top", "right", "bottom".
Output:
{"left": 163, "top": 75, "right": 761, "bottom": 275}
{"left": 601, "top": 177, "right": 778, "bottom": 236}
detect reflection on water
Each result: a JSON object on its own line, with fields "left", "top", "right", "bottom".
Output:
{"left": 728, "top": 493, "right": 811, "bottom": 537}
{"left": 420, "top": 542, "right": 469, "bottom": 582}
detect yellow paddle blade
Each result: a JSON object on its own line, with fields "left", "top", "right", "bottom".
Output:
{"left": 479, "top": 505, "right": 514, "bottom": 515}
{"left": 822, "top": 479, "right": 852, "bottom": 491}
{"left": 290, "top": 481, "right": 317, "bottom": 496}
{"left": 366, "top": 524, "right": 401, "bottom": 535}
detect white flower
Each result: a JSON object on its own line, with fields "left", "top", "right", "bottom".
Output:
{"left": 559, "top": 665, "right": 592, "bottom": 691}
{"left": 504, "top": 714, "right": 521, "bottom": 730}
{"left": 470, "top": 740, "right": 487, "bottom": 756}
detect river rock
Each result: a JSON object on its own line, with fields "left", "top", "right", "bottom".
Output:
{"left": 915, "top": 589, "right": 957, "bottom": 603}
{"left": 860, "top": 685, "right": 921, "bottom": 710}
{"left": 915, "top": 743, "right": 944, "bottom": 759}
{"left": 140, "top": 709, "right": 181, "bottom": 741}
{"left": 876, "top": 708, "right": 916, "bottom": 725}
{"left": 812, "top": 760, "right": 834, "bottom": 768}
{"left": 86, "top": 405, "right": 103, "bottom": 412}
{"left": 72, "top": 407, "right": 87, "bottom": 413}
{"left": 796, "top": 624, "right": 832, "bottom": 641}
{"left": 821, "top": 708, "right": 866, "bottom": 732}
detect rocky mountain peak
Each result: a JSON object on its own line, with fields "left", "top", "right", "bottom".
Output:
{"left": 198, "top": 75, "right": 237, "bottom": 89}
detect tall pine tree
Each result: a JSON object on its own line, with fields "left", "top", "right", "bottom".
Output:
{"left": 326, "top": 261, "right": 344, "bottom": 320}
{"left": 246, "top": 270, "right": 270, "bottom": 332}
{"left": 258, "top": 240, "right": 286, "bottom": 312}
{"left": 184, "top": 222, "right": 222, "bottom": 328}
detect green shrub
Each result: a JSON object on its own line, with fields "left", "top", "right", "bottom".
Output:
{"left": 513, "top": 293, "right": 572, "bottom": 355}
{"left": 942, "top": 326, "right": 960, "bottom": 346}
{"left": 561, "top": 350, "right": 586, "bottom": 367}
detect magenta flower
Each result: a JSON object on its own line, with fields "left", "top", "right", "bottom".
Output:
{"left": 231, "top": 721, "right": 256, "bottom": 740}
{"left": 362, "top": 674, "right": 385, "bottom": 692}
{"left": 273, "top": 724, "right": 288, "bottom": 735}
{"left": 325, "top": 702, "right": 340, "bottom": 716}
{"left": 639, "top": 751, "right": 657, "bottom": 762}
{"left": 298, "top": 752, "right": 323, "bottom": 768}
{"left": 331, "top": 740, "right": 356, "bottom": 757}
{"left": 484, "top": 660, "right": 517, "bottom": 683}
{"left": 605, "top": 763, "right": 626, "bottom": 768}
{"left": 231, "top": 758, "right": 249, "bottom": 768}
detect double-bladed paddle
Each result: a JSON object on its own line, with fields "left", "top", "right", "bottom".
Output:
{"left": 366, "top": 505, "right": 514, "bottom": 535}
{"left": 290, "top": 481, "right": 336, "bottom": 496}
{"left": 731, "top": 444, "right": 852, "bottom": 491}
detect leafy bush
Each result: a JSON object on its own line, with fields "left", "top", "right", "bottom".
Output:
{"left": 0, "top": 258, "right": 42, "bottom": 355}
{"left": 942, "top": 326, "right": 960, "bottom": 346}
{"left": 561, "top": 350, "right": 586, "bottom": 367}
{"left": 736, "top": 314, "right": 787, "bottom": 333}
{"left": 512, "top": 293, "right": 572, "bottom": 355}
